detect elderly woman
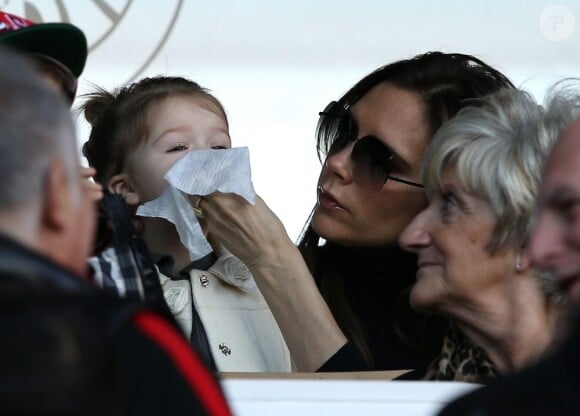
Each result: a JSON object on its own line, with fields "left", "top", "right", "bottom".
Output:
{"left": 398, "top": 85, "right": 579, "bottom": 382}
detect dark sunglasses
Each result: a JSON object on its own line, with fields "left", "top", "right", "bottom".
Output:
{"left": 29, "top": 53, "right": 77, "bottom": 104}
{"left": 318, "top": 101, "right": 423, "bottom": 190}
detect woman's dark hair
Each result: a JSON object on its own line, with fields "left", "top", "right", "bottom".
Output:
{"left": 78, "top": 76, "right": 228, "bottom": 187}
{"left": 299, "top": 52, "right": 515, "bottom": 367}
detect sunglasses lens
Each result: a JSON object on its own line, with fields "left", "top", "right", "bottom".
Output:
{"left": 351, "top": 136, "right": 392, "bottom": 190}
{"left": 317, "top": 101, "right": 357, "bottom": 156}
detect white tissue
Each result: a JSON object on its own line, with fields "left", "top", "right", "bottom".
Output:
{"left": 136, "top": 147, "right": 256, "bottom": 261}
{"left": 137, "top": 186, "right": 213, "bottom": 260}
{"left": 165, "top": 147, "right": 256, "bottom": 204}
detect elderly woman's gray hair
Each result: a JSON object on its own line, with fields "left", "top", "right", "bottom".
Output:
{"left": 422, "top": 80, "right": 580, "bottom": 251}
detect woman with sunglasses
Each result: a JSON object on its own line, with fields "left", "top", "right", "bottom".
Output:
{"left": 399, "top": 84, "right": 580, "bottom": 382}
{"left": 197, "top": 52, "right": 514, "bottom": 374}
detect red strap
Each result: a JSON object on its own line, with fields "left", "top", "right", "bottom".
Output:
{"left": 133, "top": 311, "right": 231, "bottom": 416}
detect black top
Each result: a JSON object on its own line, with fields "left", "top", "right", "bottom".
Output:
{"left": 0, "top": 233, "right": 229, "bottom": 415}
{"left": 317, "top": 244, "right": 446, "bottom": 376}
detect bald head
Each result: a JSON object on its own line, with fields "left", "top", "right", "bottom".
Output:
{"left": 544, "top": 119, "right": 580, "bottom": 180}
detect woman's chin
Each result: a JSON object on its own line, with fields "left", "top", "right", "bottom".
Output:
{"left": 409, "top": 284, "right": 438, "bottom": 313}
{"left": 311, "top": 214, "right": 350, "bottom": 244}
{"left": 311, "top": 213, "right": 395, "bottom": 247}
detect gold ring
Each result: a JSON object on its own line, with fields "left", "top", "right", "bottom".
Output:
{"left": 192, "top": 198, "right": 204, "bottom": 218}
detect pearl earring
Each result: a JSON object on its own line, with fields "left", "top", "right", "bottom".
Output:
{"left": 514, "top": 253, "right": 522, "bottom": 272}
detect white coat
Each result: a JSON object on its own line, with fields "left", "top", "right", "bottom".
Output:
{"left": 160, "top": 252, "right": 292, "bottom": 372}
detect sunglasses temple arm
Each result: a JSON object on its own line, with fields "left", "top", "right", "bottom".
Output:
{"left": 388, "top": 176, "right": 424, "bottom": 188}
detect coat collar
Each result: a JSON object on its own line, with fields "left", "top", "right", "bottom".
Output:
{"left": 158, "top": 249, "right": 256, "bottom": 292}
{"left": 0, "top": 232, "right": 90, "bottom": 291}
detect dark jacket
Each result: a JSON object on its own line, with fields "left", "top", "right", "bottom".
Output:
{"left": 0, "top": 233, "right": 231, "bottom": 416}
{"left": 438, "top": 312, "right": 580, "bottom": 416}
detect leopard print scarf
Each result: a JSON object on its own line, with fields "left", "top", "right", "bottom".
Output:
{"left": 423, "top": 323, "right": 499, "bottom": 383}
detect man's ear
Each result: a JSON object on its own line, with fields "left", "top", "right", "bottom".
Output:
{"left": 108, "top": 174, "right": 140, "bottom": 206}
{"left": 42, "top": 160, "right": 73, "bottom": 231}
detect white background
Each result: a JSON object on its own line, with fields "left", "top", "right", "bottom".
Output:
{"left": 4, "top": 0, "right": 579, "bottom": 240}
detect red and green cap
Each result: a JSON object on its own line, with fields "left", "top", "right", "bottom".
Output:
{"left": 0, "top": 11, "right": 87, "bottom": 77}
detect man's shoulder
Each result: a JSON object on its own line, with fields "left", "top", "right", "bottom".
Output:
{"left": 0, "top": 234, "right": 91, "bottom": 291}
{"left": 0, "top": 275, "right": 140, "bottom": 339}
{"left": 0, "top": 278, "right": 231, "bottom": 415}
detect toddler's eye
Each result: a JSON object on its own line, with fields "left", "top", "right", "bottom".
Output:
{"left": 211, "top": 145, "right": 228, "bottom": 150}
{"left": 167, "top": 144, "right": 188, "bottom": 153}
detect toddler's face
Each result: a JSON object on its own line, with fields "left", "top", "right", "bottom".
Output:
{"left": 126, "top": 95, "right": 230, "bottom": 203}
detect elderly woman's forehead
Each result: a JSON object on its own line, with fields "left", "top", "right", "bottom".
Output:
{"left": 426, "top": 163, "right": 458, "bottom": 194}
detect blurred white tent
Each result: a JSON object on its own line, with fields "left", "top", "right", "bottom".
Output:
{"left": 3, "top": 0, "right": 578, "bottom": 239}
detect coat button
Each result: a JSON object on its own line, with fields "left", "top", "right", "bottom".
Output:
{"left": 199, "top": 274, "right": 209, "bottom": 287}
{"left": 219, "top": 343, "right": 231, "bottom": 356}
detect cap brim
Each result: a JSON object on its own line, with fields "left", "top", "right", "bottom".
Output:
{"left": 0, "top": 22, "right": 87, "bottom": 77}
